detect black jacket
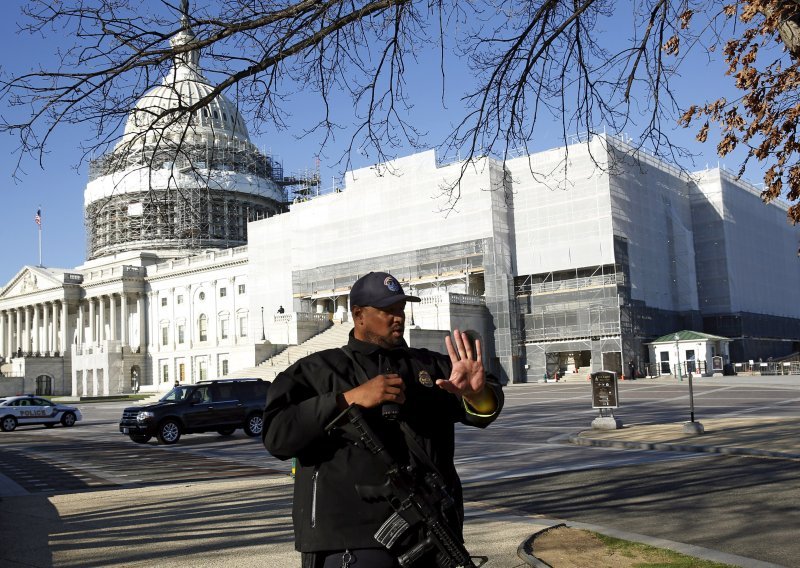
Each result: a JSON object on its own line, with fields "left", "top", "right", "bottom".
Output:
{"left": 262, "top": 331, "right": 504, "bottom": 552}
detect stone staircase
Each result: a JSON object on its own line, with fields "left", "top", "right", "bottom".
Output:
{"left": 228, "top": 321, "right": 354, "bottom": 382}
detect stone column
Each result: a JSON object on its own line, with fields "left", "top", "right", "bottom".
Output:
{"left": 1, "top": 311, "right": 5, "bottom": 358}
{"left": 61, "top": 301, "right": 69, "bottom": 355}
{"left": 23, "top": 306, "right": 30, "bottom": 355}
{"left": 77, "top": 301, "right": 85, "bottom": 347}
{"left": 109, "top": 293, "right": 117, "bottom": 342}
{"left": 88, "top": 298, "right": 96, "bottom": 346}
{"left": 0, "top": 311, "right": 5, "bottom": 359}
{"left": 7, "top": 310, "right": 11, "bottom": 356}
{"left": 120, "top": 293, "right": 129, "bottom": 347}
{"left": 7, "top": 310, "right": 13, "bottom": 357}
{"left": 33, "top": 304, "right": 41, "bottom": 355}
{"left": 42, "top": 302, "right": 50, "bottom": 355}
{"left": 98, "top": 296, "right": 106, "bottom": 344}
{"left": 137, "top": 293, "right": 146, "bottom": 351}
{"left": 151, "top": 292, "right": 159, "bottom": 352}
{"left": 50, "top": 302, "right": 58, "bottom": 355}
{"left": 15, "top": 308, "right": 22, "bottom": 355}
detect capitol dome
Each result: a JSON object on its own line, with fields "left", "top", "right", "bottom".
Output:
{"left": 84, "top": 12, "right": 287, "bottom": 261}
{"left": 118, "top": 25, "right": 250, "bottom": 149}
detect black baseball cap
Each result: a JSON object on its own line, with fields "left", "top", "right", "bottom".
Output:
{"left": 350, "top": 272, "right": 421, "bottom": 308}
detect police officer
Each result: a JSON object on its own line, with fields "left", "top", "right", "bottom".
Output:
{"left": 262, "top": 271, "right": 503, "bottom": 567}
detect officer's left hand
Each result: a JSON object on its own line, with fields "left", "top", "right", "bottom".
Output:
{"left": 437, "top": 329, "right": 486, "bottom": 397}
{"left": 438, "top": 329, "right": 496, "bottom": 414}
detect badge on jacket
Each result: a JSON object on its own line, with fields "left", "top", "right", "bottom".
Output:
{"left": 418, "top": 370, "right": 434, "bottom": 387}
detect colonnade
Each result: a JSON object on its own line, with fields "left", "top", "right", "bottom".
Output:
{"left": 74, "top": 292, "right": 145, "bottom": 351}
{"left": 0, "top": 291, "right": 146, "bottom": 360}
{"left": 0, "top": 300, "right": 69, "bottom": 359}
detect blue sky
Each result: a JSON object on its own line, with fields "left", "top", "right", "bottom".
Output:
{"left": 0, "top": 1, "right": 757, "bottom": 286}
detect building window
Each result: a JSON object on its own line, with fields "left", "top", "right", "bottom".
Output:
{"left": 177, "top": 324, "right": 185, "bottom": 344}
{"left": 161, "top": 325, "right": 169, "bottom": 346}
{"left": 220, "top": 318, "right": 229, "bottom": 340}
{"left": 177, "top": 295, "right": 184, "bottom": 305}
{"left": 222, "top": 359, "right": 229, "bottom": 375}
{"left": 199, "top": 359, "right": 208, "bottom": 381}
{"left": 238, "top": 284, "right": 246, "bottom": 294}
{"left": 178, "top": 363, "right": 185, "bottom": 382}
{"left": 239, "top": 316, "right": 248, "bottom": 338}
{"left": 161, "top": 297, "right": 167, "bottom": 307}
{"left": 198, "top": 314, "right": 208, "bottom": 342}
{"left": 220, "top": 287, "right": 227, "bottom": 298}
{"left": 161, "top": 361, "right": 169, "bottom": 383}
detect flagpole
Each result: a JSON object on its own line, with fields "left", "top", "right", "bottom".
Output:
{"left": 36, "top": 206, "right": 42, "bottom": 267}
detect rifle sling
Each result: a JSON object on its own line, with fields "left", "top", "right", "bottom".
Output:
{"left": 339, "top": 347, "right": 445, "bottom": 478}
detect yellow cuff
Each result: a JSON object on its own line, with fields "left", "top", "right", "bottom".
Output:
{"left": 463, "top": 391, "right": 498, "bottom": 417}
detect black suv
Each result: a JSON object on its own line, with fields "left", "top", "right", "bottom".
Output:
{"left": 119, "top": 378, "right": 269, "bottom": 444}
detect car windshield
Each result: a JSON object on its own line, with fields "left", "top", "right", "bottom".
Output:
{"left": 160, "top": 387, "right": 191, "bottom": 402}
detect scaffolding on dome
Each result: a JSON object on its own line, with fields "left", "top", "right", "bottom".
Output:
{"left": 85, "top": 137, "right": 320, "bottom": 259}
{"left": 89, "top": 137, "right": 286, "bottom": 184}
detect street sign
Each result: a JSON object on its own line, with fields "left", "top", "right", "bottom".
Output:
{"left": 591, "top": 370, "right": 619, "bottom": 409}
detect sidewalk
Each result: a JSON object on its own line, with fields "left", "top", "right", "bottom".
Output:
{"left": 1, "top": 417, "right": 795, "bottom": 568}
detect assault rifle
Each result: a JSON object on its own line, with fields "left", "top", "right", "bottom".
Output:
{"left": 326, "top": 403, "right": 478, "bottom": 568}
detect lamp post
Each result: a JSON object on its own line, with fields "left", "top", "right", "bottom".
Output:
{"left": 409, "top": 285, "right": 416, "bottom": 327}
{"left": 674, "top": 333, "right": 682, "bottom": 382}
{"left": 260, "top": 306, "right": 265, "bottom": 341}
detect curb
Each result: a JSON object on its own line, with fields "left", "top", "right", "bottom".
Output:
{"left": 568, "top": 433, "right": 800, "bottom": 460}
{"left": 516, "top": 523, "right": 565, "bottom": 568}
{"left": 518, "top": 519, "right": 787, "bottom": 568}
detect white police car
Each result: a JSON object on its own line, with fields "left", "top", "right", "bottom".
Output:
{"left": 0, "top": 395, "right": 82, "bottom": 432}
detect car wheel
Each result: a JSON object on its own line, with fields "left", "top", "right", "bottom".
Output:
{"left": 217, "top": 427, "right": 236, "bottom": 436}
{"left": 61, "top": 412, "right": 77, "bottom": 427}
{"left": 243, "top": 413, "right": 263, "bottom": 437}
{"left": 157, "top": 419, "right": 181, "bottom": 444}
{"left": 1, "top": 415, "right": 18, "bottom": 432}
{"left": 129, "top": 433, "right": 152, "bottom": 444}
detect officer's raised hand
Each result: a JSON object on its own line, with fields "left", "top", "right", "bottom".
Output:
{"left": 437, "top": 329, "right": 496, "bottom": 414}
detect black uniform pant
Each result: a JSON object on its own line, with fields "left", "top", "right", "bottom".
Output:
{"left": 302, "top": 548, "right": 399, "bottom": 567}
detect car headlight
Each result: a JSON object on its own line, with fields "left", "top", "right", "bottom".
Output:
{"left": 137, "top": 411, "right": 155, "bottom": 422}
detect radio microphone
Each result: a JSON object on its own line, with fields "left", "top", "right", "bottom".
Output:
{"left": 379, "top": 354, "right": 401, "bottom": 420}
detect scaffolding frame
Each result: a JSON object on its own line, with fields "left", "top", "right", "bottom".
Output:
{"left": 86, "top": 136, "right": 319, "bottom": 259}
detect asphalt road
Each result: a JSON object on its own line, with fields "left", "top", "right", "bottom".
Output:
{"left": 1, "top": 377, "right": 798, "bottom": 566}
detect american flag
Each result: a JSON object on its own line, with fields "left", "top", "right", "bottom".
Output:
{"left": 34, "top": 208, "right": 41, "bottom": 226}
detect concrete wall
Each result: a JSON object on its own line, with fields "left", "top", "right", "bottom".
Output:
{"left": 0, "top": 376, "right": 26, "bottom": 396}
{"left": 0, "top": 355, "right": 72, "bottom": 396}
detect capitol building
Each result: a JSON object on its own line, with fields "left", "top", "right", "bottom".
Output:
{"left": 2, "top": 14, "right": 800, "bottom": 397}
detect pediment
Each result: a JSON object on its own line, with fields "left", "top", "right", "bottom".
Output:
{"left": 0, "top": 266, "right": 67, "bottom": 299}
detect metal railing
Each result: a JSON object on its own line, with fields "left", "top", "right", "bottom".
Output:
{"left": 733, "top": 361, "right": 800, "bottom": 375}
{"left": 516, "top": 273, "right": 624, "bottom": 296}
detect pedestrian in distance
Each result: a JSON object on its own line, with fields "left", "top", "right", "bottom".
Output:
{"left": 262, "top": 271, "right": 504, "bottom": 568}
{"left": 277, "top": 305, "right": 285, "bottom": 314}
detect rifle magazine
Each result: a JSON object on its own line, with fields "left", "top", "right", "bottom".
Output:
{"left": 374, "top": 512, "right": 411, "bottom": 548}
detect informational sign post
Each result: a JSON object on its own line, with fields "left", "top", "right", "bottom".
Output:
{"left": 590, "top": 370, "right": 623, "bottom": 430}
{"left": 591, "top": 370, "right": 619, "bottom": 409}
